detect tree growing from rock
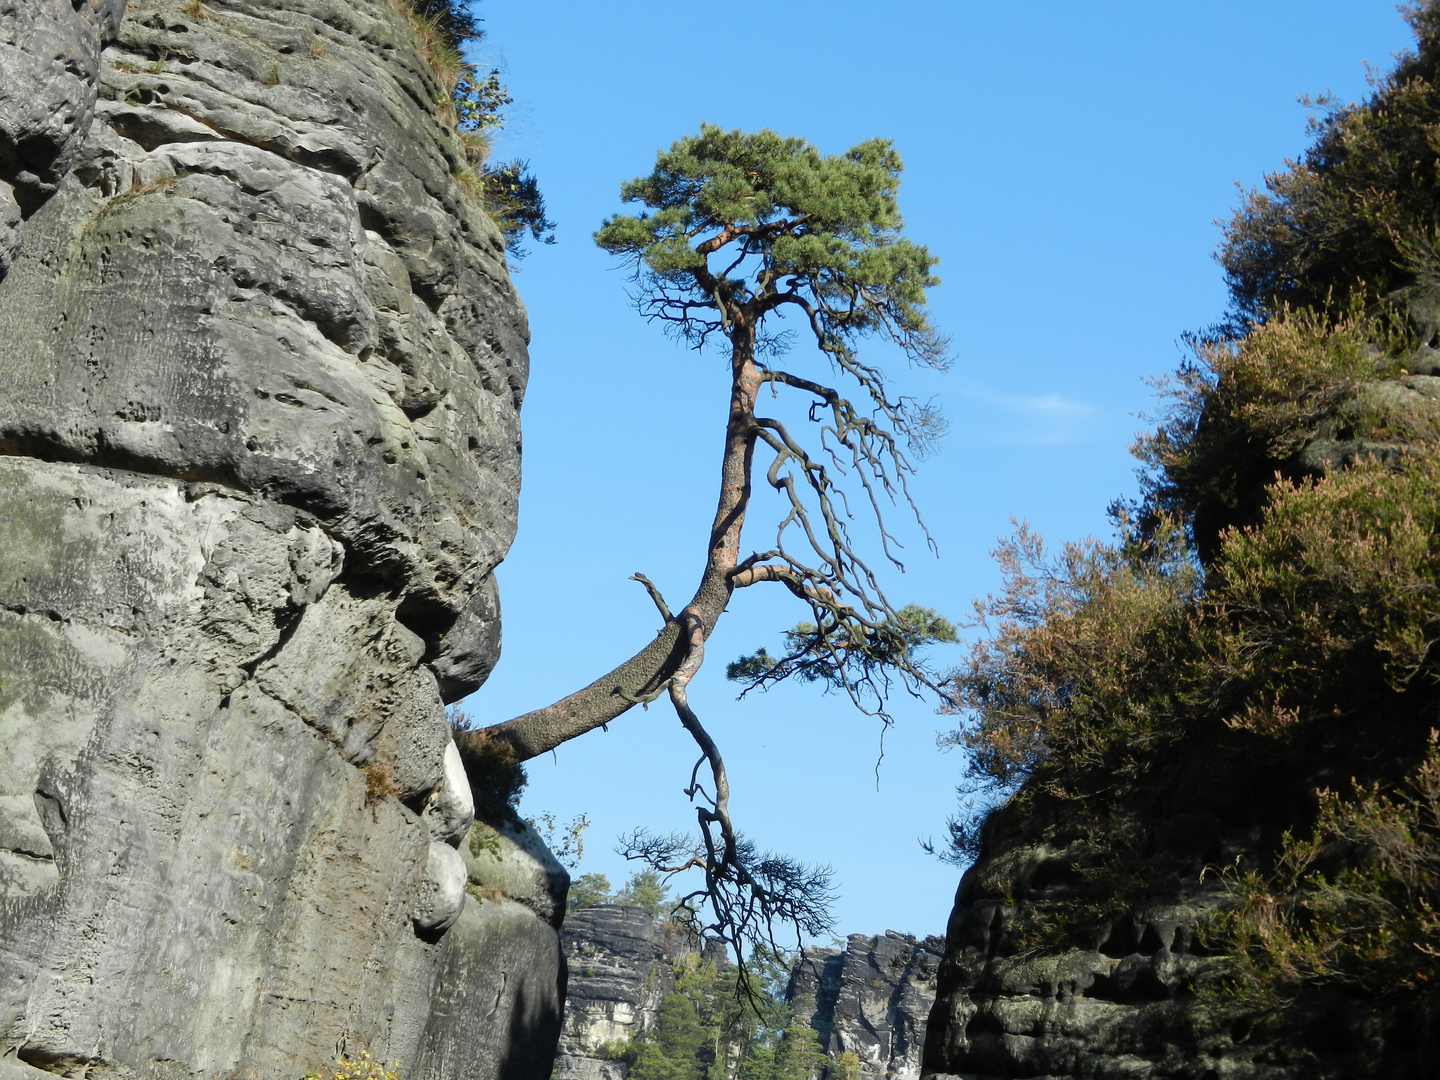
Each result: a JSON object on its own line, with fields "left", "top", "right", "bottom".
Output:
{"left": 615, "top": 869, "right": 671, "bottom": 918}
{"left": 568, "top": 872, "right": 612, "bottom": 912}
{"left": 458, "top": 124, "right": 952, "bottom": 967}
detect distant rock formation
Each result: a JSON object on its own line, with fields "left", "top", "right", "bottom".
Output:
{"left": 553, "top": 907, "right": 939, "bottom": 1080}
{"left": 0, "top": 1, "right": 555, "bottom": 1077}
{"left": 553, "top": 906, "right": 710, "bottom": 1080}
{"left": 790, "top": 932, "right": 944, "bottom": 1080}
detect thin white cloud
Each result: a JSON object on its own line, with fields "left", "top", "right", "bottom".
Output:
{"left": 947, "top": 386, "right": 1097, "bottom": 445}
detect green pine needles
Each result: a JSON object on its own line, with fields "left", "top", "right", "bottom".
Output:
{"left": 593, "top": 125, "right": 954, "bottom": 714}
{"left": 595, "top": 124, "right": 946, "bottom": 370}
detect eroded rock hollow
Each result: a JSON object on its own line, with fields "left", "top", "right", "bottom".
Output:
{"left": 0, "top": 0, "right": 559, "bottom": 1076}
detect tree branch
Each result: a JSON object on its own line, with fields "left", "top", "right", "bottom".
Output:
{"left": 630, "top": 572, "right": 673, "bottom": 623}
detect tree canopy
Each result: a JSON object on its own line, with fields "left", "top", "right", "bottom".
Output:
{"left": 594, "top": 125, "right": 944, "bottom": 369}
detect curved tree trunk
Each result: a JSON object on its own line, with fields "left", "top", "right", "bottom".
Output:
{"left": 473, "top": 323, "right": 761, "bottom": 761}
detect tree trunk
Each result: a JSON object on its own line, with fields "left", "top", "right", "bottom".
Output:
{"left": 472, "top": 322, "right": 761, "bottom": 761}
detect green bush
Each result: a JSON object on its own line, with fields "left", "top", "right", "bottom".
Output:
{"left": 450, "top": 715, "right": 527, "bottom": 823}
{"left": 940, "top": 515, "right": 1199, "bottom": 797}
{"left": 1134, "top": 307, "right": 1405, "bottom": 557}
{"left": 1220, "top": 4, "right": 1440, "bottom": 324}
{"left": 1211, "top": 451, "right": 1440, "bottom": 712}
{"left": 610, "top": 956, "right": 822, "bottom": 1080}
{"left": 943, "top": 441, "right": 1440, "bottom": 813}
{"left": 1209, "top": 731, "right": 1440, "bottom": 1007}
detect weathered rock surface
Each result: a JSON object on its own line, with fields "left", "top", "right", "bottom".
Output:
{"left": 920, "top": 706, "right": 1440, "bottom": 1079}
{"left": 553, "top": 905, "right": 705, "bottom": 1080}
{"left": 0, "top": 0, "right": 126, "bottom": 275}
{"left": 0, "top": 0, "right": 554, "bottom": 1076}
{"left": 414, "top": 819, "right": 569, "bottom": 1080}
{"left": 790, "top": 932, "right": 943, "bottom": 1080}
{"left": 922, "top": 807, "right": 1238, "bottom": 1080}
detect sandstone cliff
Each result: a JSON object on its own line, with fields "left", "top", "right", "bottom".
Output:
{"left": 553, "top": 906, "right": 711, "bottom": 1080}
{"left": 0, "top": 1, "right": 557, "bottom": 1076}
{"left": 789, "top": 932, "right": 942, "bottom": 1080}
{"left": 921, "top": 701, "right": 1440, "bottom": 1078}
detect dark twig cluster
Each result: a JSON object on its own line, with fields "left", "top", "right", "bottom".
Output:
{"left": 614, "top": 587, "right": 835, "bottom": 993}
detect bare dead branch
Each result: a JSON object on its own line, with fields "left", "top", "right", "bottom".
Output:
{"left": 611, "top": 607, "right": 838, "bottom": 984}
{"left": 631, "top": 572, "right": 674, "bottom": 623}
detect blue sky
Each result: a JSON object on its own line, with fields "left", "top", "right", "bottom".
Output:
{"left": 459, "top": 1, "right": 1418, "bottom": 941}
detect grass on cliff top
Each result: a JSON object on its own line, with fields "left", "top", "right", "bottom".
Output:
{"left": 384, "top": 0, "right": 553, "bottom": 259}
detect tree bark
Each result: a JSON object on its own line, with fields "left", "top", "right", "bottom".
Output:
{"left": 473, "top": 321, "right": 761, "bottom": 761}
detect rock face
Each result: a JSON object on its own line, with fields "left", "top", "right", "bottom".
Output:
{"left": 0, "top": 0, "right": 127, "bottom": 277}
{"left": 553, "top": 909, "right": 938, "bottom": 1080}
{"left": 553, "top": 905, "right": 707, "bottom": 1080}
{"left": 417, "top": 818, "right": 570, "bottom": 1080}
{"left": 789, "top": 932, "right": 943, "bottom": 1080}
{"left": 0, "top": 0, "right": 554, "bottom": 1076}
{"left": 918, "top": 724, "right": 1440, "bottom": 1080}
{"left": 921, "top": 801, "right": 1239, "bottom": 1080}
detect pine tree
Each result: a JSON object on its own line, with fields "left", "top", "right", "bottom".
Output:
{"left": 464, "top": 124, "right": 950, "bottom": 965}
